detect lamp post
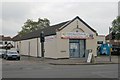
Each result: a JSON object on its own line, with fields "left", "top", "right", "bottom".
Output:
{"left": 109, "top": 27, "right": 112, "bottom": 62}
{"left": 40, "top": 31, "right": 45, "bottom": 60}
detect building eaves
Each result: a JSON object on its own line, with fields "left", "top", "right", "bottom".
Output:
{"left": 12, "top": 21, "right": 69, "bottom": 41}
{"left": 58, "top": 16, "right": 97, "bottom": 34}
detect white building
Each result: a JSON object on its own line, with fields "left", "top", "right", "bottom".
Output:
{"left": 0, "top": 35, "right": 13, "bottom": 49}
{"left": 13, "top": 16, "right": 98, "bottom": 59}
{"left": 97, "top": 35, "right": 106, "bottom": 46}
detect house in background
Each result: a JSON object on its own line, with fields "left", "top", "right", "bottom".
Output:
{"left": 0, "top": 35, "right": 14, "bottom": 49}
{"left": 97, "top": 35, "right": 106, "bottom": 47}
{"left": 105, "top": 33, "right": 120, "bottom": 54}
{"left": 12, "top": 16, "right": 98, "bottom": 59}
{"left": 106, "top": 33, "right": 120, "bottom": 46}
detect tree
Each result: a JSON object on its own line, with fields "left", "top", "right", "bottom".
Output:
{"left": 111, "top": 16, "right": 120, "bottom": 39}
{"left": 18, "top": 18, "right": 50, "bottom": 35}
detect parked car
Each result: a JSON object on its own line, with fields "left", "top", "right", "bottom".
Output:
{"left": 0, "top": 50, "right": 6, "bottom": 58}
{"left": 4, "top": 51, "right": 20, "bottom": 60}
{"left": 0, "top": 51, "right": 2, "bottom": 58}
{"left": 111, "top": 45, "right": 120, "bottom": 55}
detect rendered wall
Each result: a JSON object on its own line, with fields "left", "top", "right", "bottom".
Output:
{"left": 56, "top": 32, "right": 69, "bottom": 58}
{"left": 20, "top": 40, "right": 29, "bottom": 56}
{"left": 20, "top": 38, "right": 41, "bottom": 57}
{"left": 29, "top": 38, "right": 38, "bottom": 57}
{"left": 14, "top": 18, "right": 97, "bottom": 58}
{"left": 44, "top": 35, "right": 58, "bottom": 58}
{"left": 58, "top": 18, "right": 97, "bottom": 57}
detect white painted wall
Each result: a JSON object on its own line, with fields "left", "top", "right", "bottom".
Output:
{"left": 14, "top": 17, "right": 98, "bottom": 58}
{"left": 37, "top": 38, "right": 41, "bottom": 57}
{"left": 19, "top": 38, "right": 41, "bottom": 57}
{"left": 20, "top": 40, "right": 29, "bottom": 56}
{"left": 86, "top": 35, "right": 97, "bottom": 56}
{"left": 60, "top": 19, "right": 95, "bottom": 34}
{"left": 29, "top": 38, "right": 37, "bottom": 57}
{"left": 56, "top": 32, "right": 69, "bottom": 58}
{"left": 44, "top": 35, "right": 58, "bottom": 58}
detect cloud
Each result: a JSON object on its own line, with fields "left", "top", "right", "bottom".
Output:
{"left": 0, "top": 19, "right": 2, "bottom": 34}
{"left": 1, "top": 2, "right": 118, "bottom": 37}
{"left": 2, "top": 2, "right": 33, "bottom": 21}
{"left": 29, "top": 2, "right": 117, "bottom": 35}
{"left": 2, "top": 19, "right": 22, "bottom": 37}
{"left": 1, "top": 0, "right": 119, "bottom": 2}
{"left": 1, "top": 2, "right": 36, "bottom": 36}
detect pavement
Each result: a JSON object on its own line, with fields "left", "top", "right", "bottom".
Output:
{"left": 21, "top": 55, "right": 119, "bottom": 65}
{"left": 48, "top": 56, "right": 119, "bottom": 65}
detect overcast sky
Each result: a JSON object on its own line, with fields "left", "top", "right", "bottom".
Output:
{"left": 0, "top": 0, "right": 119, "bottom": 37}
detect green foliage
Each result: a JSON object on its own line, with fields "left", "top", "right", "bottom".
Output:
{"left": 18, "top": 18, "right": 50, "bottom": 35}
{"left": 112, "top": 16, "right": 120, "bottom": 40}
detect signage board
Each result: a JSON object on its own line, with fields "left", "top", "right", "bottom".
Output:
{"left": 45, "top": 35, "right": 56, "bottom": 42}
{"left": 87, "top": 53, "right": 93, "bottom": 63}
{"left": 61, "top": 32, "right": 94, "bottom": 39}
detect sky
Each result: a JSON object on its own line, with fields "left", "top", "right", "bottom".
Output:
{"left": 0, "top": 0, "right": 119, "bottom": 37}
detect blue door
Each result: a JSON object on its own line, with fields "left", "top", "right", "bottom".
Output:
{"left": 69, "top": 43, "right": 80, "bottom": 58}
{"left": 79, "top": 40, "right": 85, "bottom": 58}
{"left": 69, "top": 39, "right": 85, "bottom": 58}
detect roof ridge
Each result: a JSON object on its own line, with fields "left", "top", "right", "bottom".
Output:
{"left": 58, "top": 16, "right": 97, "bottom": 33}
{"left": 50, "top": 20, "right": 70, "bottom": 27}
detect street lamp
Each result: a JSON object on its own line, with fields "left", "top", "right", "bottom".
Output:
{"left": 40, "top": 31, "right": 45, "bottom": 60}
{"left": 109, "top": 27, "right": 112, "bottom": 62}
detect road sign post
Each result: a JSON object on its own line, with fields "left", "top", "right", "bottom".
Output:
{"left": 109, "top": 27, "right": 112, "bottom": 62}
{"left": 40, "top": 31, "right": 45, "bottom": 60}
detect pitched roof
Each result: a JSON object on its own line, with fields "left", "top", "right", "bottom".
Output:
{"left": 12, "top": 16, "right": 97, "bottom": 41}
{"left": 0, "top": 35, "right": 12, "bottom": 41}
{"left": 58, "top": 16, "right": 97, "bottom": 33}
{"left": 12, "top": 21, "right": 69, "bottom": 41}
{"left": 12, "top": 34, "right": 21, "bottom": 41}
{"left": 105, "top": 33, "right": 112, "bottom": 40}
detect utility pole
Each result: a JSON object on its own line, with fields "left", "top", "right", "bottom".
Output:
{"left": 109, "top": 27, "right": 111, "bottom": 62}
{"left": 40, "top": 31, "right": 45, "bottom": 60}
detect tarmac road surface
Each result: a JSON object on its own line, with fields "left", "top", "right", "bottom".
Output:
{"left": 2, "top": 56, "right": 119, "bottom": 78}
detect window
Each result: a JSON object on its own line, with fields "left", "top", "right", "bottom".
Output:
{"left": 97, "top": 41, "right": 103, "bottom": 44}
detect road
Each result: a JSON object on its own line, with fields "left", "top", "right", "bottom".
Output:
{"left": 1, "top": 56, "right": 119, "bottom": 78}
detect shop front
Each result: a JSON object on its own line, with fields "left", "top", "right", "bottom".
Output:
{"left": 60, "top": 32, "right": 94, "bottom": 58}
{"left": 13, "top": 16, "right": 98, "bottom": 59}
{"left": 69, "top": 39, "right": 86, "bottom": 58}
